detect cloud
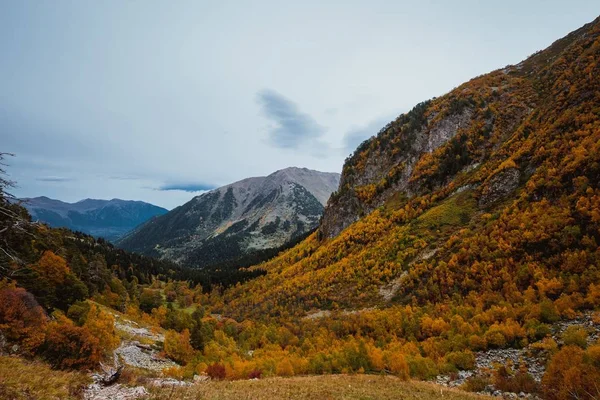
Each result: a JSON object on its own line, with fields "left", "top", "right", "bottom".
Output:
{"left": 108, "top": 175, "right": 141, "bottom": 181}
{"left": 158, "top": 183, "right": 216, "bottom": 192}
{"left": 342, "top": 115, "right": 399, "bottom": 155}
{"left": 35, "top": 176, "right": 73, "bottom": 182}
{"left": 257, "top": 89, "right": 325, "bottom": 149}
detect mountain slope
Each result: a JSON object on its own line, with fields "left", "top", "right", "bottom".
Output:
{"left": 20, "top": 196, "right": 168, "bottom": 241}
{"left": 117, "top": 167, "right": 340, "bottom": 267}
{"left": 221, "top": 16, "right": 600, "bottom": 321}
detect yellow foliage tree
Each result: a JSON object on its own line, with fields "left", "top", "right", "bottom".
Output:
{"left": 275, "top": 358, "right": 294, "bottom": 376}
{"left": 164, "top": 329, "right": 194, "bottom": 365}
{"left": 83, "top": 303, "right": 119, "bottom": 355}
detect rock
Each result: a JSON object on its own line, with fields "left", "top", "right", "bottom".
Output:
{"left": 194, "top": 374, "right": 210, "bottom": 383}
{"left": 115, "top": 341, "right": 177, "bottom": 372}
{"left": 84, "top": 383, "right": 148, "bottom": 400}
{"left": 150, "top": 378, "right": 191, "bottom": 387}
{"left": 115, "top": 320, "right": 164, "bottom": 342}
{"left": 479, "top": 167, "right": 520, "bottom": 207}
{"left": 10, "top": 344, "right": 19, "bottom": 354}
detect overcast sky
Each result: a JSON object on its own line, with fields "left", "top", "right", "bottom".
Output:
{"left": 2, "top": 1, "right": 598, "bottom": 209}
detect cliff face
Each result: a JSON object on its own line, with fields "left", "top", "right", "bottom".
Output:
{"left": 320, "top": 104, "right": 475, "bottom": 238}
{"left": 320, "top": 16, "right": 600, "bottom": 240}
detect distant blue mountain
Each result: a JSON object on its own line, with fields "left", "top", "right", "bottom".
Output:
{"left": 19, "top": 196, "right": 168, "bottom": 241}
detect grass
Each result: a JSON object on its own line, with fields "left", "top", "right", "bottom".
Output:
{"left": 148, "top": 374, "right": 490, "bottom": 400}
{"left": 0, "top": 355, "right": 90, "bottom": 400}
{"left": 416, "top": 190, "right": 476, "bottom": 230}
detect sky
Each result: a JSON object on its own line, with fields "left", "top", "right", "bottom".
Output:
{"left": 2, "top": 1, "right": 599, "bottom": 209}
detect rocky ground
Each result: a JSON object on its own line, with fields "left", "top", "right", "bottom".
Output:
{"left": 435, "top": 312, "right": 600, "bottom": 398}
{"left": 83, "top": 310, "right": 188, "bottom": 400}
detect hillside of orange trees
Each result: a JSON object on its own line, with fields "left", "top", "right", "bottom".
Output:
{"left": 1, "top": 16, "right": 600, "bottom": 400}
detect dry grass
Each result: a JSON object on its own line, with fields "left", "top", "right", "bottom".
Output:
{"left": 0, "top": 355, "right": 90, "bottom": 400}
{"left": 148, "top": 374, "right": 490, "bottom": 400}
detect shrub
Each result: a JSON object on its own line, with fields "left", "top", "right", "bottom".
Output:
{"left": 561, "top": 326, "right": 588, "bottom": 348}
{"left": 139, "top": 289, "right": 163, "bottom": 313}
{"left": 248, "top": 369, "right": 262, "bottom": 379}
{"left": 542, "top": 345, "right": 600, "bottom": 400}
{"left": 41, "top": 316, "right": 101, "bottom": 370}
{"left": 276, "top": 358, "right": 295, "bottom": 376}
{"left": 387, "top": 352, "right": 409, "bottom": 380}
{"left": 444, "top": 350, "right": 475, "bottom": 371}
{"left": 462, "top": 375, "right": 491, "bottom": 392}
{"left": 494, "top": 365, "right": 538, "bottom": 394}
{"left": 163, "top": 329, "right": 193, "bottom": 365}
{"left": 468, "top": 334, "right": 487, "bottom": 351}
{"left": 206, "top": 363, "right": 226, "bottom": 380}
{"left": 0, "top": 285, "right": 47, "bottom": 353}
{"left": 66, "top": 301, "right": 90, "bottom": 326}
{"left": 83, "top": 304, "right": 119, "bottom": 354}
{"left": 484, "top": 329, "right": 506, "bottom": 348}
{"left": 407, "top": 355, "right": 438, "bottom": 380}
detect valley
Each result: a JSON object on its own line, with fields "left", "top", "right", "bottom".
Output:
{"left": 2, "top": 10, "right": 600, "bottom": 400}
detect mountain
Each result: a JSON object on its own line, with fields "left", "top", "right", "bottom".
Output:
{"left": 221, "top": 16, "right": 600, "bottom": 324}
{"left": 117, "top": 167, "right": 340, "bottom": 267}
{"left": 19, "top": 196, "right": 168, "bottom": 241}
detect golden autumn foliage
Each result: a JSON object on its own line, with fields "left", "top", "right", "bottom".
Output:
{"left": 164, "top": 329, "right": 194, "bottom": 365}
{"left": 83, "top": 304, "right": 119, "bottom": 354}
{"left": 31, "top": 251, "right": 69, "bottom": 285}
{"left": 542, "top": 345, "right": 600, "bottom": 400}
{"left": 0, "top": 281, "right": 47, "bottom": 353}
{"left": 41, "top": 315, "right": 102, "bottom": 370}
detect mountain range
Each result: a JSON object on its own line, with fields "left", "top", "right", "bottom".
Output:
{"left": 19, "top": 196, "right": 168, "bottom": 241}
{"left": 117, "top": 167, "right": 340, "bottom": 267}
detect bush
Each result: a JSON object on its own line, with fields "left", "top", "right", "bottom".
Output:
{"left": 206, "top": 363, "right": 226, "bottom": 380}
{"left": 66, "top": 301, "right": 90, "bottom": 326}
{"left": 494, "top": 365, "right": 538, "bottom": 394}
{"left": 561, "top": 326, "right": 588, "bottom": 348}
{"left": 163, "top": 329, "right": 194, "bottom": 365}
{"left": 462, "top": 375, "right": 491, "bottom": 392}
{"left": 40, "top": 316, "right": 101, "bottom": 370}
{"left": 387, "top": 352, "right": 409, "bottom": 380}
{"left": 0, "top": 285, "right": 47, "bottom": 353}
{"left": 83, "top": 304, "right": 119, "bottom": 354}
{"left": 542, "top": 345, "right": 600, "bottom": 400}
{"left": 484, "top": 329, "right": 506, "bottom": 348}
{"left": 276, "top": 358, "right": 295, "bottom": 376}
{"left": 139, "top": 289, "right": 163, "bottom": 313}
{"left": 248, "top": 369, "right": 262, "bottom": 379}
{"left": 468, "top": 335, "right": 487, "bottom": 351}
{"left": 444, "top": 350, "right": 475, "bottom": 371}
{"left": 407, "top": 355, "right": 438, "bottom": 380}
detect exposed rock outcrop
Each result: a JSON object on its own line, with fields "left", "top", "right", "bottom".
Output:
{"left": 479, "top": 168, "right": 521, "bottom": 208}
{"left": 320, "top": 106, "right": 475, "bottom": 239}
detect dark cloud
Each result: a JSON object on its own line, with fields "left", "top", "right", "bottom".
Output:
{"left": 158, "top": 183, "right": 216, "bottom": 192}
{"left": 257, "top": 89, "right": 325, "bottom": 149}
{"left": 36, "top": 176, "right": 73, "bottom": 182}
